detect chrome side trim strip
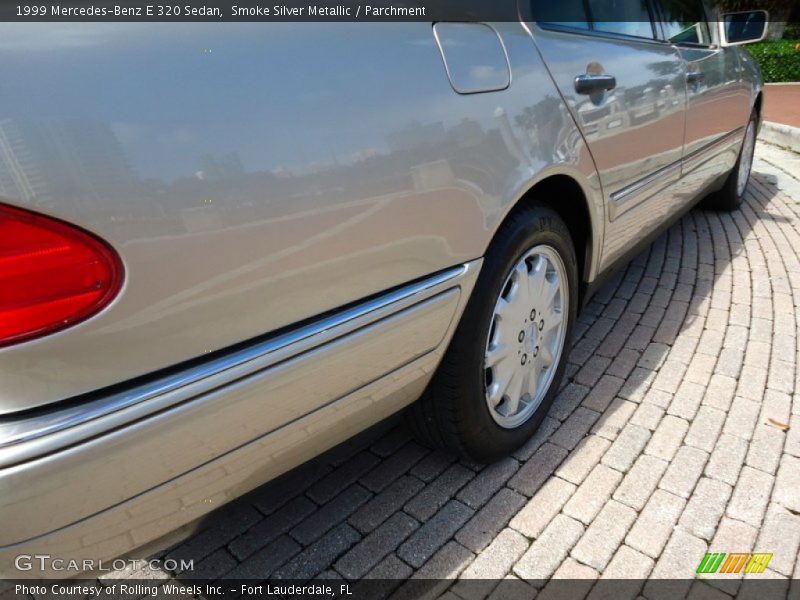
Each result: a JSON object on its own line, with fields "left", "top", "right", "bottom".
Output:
{"left": 682, "top": 126, "right": 745, "bottom": 172}
{"left": 610, "top": 159, "right": 682, "bottom": 205}
{"left": 609, "top": 126, "right": 745, "bottom": 215}
{"left": 0, "top": 263, "right": 475, "bottom": 452}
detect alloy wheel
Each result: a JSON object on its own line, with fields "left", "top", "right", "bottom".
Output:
{"left": 484, "top": 245, "right": 569, "bottom": 429}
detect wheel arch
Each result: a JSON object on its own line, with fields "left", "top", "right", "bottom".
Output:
{"left": 491, "top": 170, "right": 600, "bottom": 304}
{"left": 753, "top": 90, "right": 764, "bottom": 133}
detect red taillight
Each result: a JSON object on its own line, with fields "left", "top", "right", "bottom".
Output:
{"left": 0, "top": 203, "right": 123, "bottom": 347}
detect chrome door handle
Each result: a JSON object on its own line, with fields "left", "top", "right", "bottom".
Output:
{"left": 574, "top": 74, "right": 617, "bottom": 94}
{"left": 686, "top": 71, "right": 705, "bottom": 84}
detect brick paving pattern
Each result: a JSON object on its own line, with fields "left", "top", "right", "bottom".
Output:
{"left": 110, "top": 157, "right": 800, "bottom": 596}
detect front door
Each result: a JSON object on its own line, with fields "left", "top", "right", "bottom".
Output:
{"left": 658, "top": 0, "right": 751, "bottom": 198}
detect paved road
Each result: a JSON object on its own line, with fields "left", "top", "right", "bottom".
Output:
{"left": 113, "top": 144, "right": 800, "bottom": 597}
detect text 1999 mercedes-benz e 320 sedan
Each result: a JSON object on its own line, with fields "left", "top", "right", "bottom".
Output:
{"left": 0, "top": 0, "right": 766, "bottom": 575}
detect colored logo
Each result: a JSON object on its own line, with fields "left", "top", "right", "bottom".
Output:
{"left": 696, "top": 552, "right": 773, "bottom": 574}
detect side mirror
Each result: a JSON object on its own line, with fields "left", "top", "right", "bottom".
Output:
{"left": 718, "top": 10, "right": 768, "bottom": 46}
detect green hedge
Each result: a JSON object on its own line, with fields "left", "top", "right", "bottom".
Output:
{"left": 784, "top": 22, "right": 800, "bottom": 39}
{"left": 746, "top": 39, "right": 800, "bottom": 82}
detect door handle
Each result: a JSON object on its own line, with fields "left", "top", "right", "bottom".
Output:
{"left": 574, "top": 74, "right": 617, "bottom": 94}
{"left": 686, "top": 71, "right": 705, "bottom": 85}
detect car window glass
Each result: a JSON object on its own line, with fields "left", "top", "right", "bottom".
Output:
{"left": 660, "top": 0, "right": 711, "bottom": 45}
{"left": 534, "top": 0, "right": 655, "bottom": 39}
{"left": 533, "top": 0, "right": 590, "bottom": 30}
{"left": 592, "top": 0, "right": 655, "bottom": 39}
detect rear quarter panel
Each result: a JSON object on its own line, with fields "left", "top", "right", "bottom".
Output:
{"left": 0, "top": 21, "right": 599, "bottom": 411}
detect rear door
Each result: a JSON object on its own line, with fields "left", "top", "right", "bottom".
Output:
{"left": 656, "top": 0, "right": 751, "bottom": 196}
{"left": 525, "top": 0, "right": 688, "bottom": 268}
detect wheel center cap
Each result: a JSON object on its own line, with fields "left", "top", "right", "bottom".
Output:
{"left": 524, "top": 324, "right": 539, "bottom": 353}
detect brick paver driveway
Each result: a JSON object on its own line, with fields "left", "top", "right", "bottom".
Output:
{"left": 128, "top": 144, "right": 800, "bottom": 597}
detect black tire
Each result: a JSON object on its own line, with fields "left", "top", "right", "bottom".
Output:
{"left": 702, "top": 110, "right": 758, "bottom": 212}
{"left": 406, "top": 204, "right": 579, "bottom": 463}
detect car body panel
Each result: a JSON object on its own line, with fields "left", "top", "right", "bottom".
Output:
{"left": 0, "top": 260, "right": 479, "bottom": 565}
{"left": 527, "top": 24, "right": 689, "bottom": 269}
{"left": 0, "top": 353, "right": 443, "bottom": 577}
{"left": 675, "top": 44, "right": 748, "bottom": 199}
{"left": 0, "top": 266, "right": 468, "bottom": 462}
{"left": 0, "top": 19, "right": 602, "bottom": 413}
{"left": 0, "top": 8, "right": 763, "bottom": 576}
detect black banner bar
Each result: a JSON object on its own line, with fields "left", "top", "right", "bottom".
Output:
{"left": 1, "top": 578, "right": 796, "bottom": 600}
{"left": 1, "top": 1, "right": 521, "bottom": 22}
{"left": 0, "top": 0, "right": 779, "bottom": 22}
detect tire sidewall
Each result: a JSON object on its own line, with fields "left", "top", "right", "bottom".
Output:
{"left": 453, "top": 206, "right": 578, "bottom": 461}
{"left": 736, "top": 115, "right": 757, "bottom": 199}
{"left": 722, "top": 111, "right": 758, "bottom": 209}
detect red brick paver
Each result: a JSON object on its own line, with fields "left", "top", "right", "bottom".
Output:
{"left": 103, "top": 157, "right": 800, "bottom": 594}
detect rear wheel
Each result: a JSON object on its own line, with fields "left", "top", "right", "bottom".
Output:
{"left": 407, "top": 204, "right": 578, "bottom": 462}
{"left": 703, "top": 110, "right": 757, "bottom": 211}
